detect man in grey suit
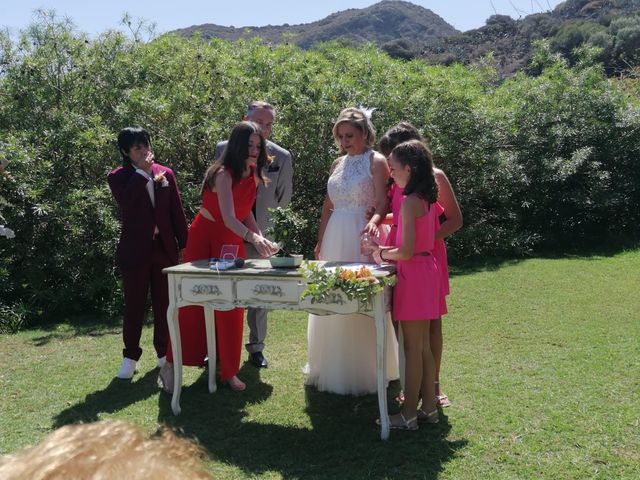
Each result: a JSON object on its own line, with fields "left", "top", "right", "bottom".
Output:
{"left": 214, "top": 101, "right": 294, "bottom": 368}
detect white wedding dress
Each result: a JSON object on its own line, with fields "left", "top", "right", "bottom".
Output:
{"left": 305, "top": 150, "right": 399, "bottom": 396}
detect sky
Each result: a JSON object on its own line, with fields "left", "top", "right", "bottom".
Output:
{"left": 3, "top": 0, "right": 567, "bottom": 38}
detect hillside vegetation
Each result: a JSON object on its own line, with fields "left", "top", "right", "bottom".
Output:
{"left": 422, "top": 0, "right": 640, "bottom": 75}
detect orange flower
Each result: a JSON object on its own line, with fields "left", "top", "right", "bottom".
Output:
{"left": 356, "top": 266, "right": 372, "bottom": 278}
{"left": 339, "top": 269, "right": 356, "bottom": 281}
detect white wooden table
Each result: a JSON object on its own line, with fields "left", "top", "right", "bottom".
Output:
{"left": 163, "top": 259, "right": 394, "bottom": 440}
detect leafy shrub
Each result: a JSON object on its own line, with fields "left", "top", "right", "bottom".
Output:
{"left": 0, "top": 12, "right": 639, "bottom": 328}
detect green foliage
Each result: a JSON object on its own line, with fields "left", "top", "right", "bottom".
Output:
{"left": 299, "top": 261, "right": 395, "bottom": 312}
{"left": 266, "top": 207, "right": 307, "bottom": 256}
{"left": 0, "top": 12, "right": 639, "bottom": 326}
{"left": 0, "top": 303, "right": 27, "bottom": 334}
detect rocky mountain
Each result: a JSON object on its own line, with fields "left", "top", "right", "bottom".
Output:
{"left": 174, "top": 0, "right": 640, "bottom": 75}
{"left": 175, "top": 0, "right": 459, "bottom": 52}
{"left": 420, "top": 0, "right": 640, "bottom": 75}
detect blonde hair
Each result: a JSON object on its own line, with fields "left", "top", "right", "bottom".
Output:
{"left": 332, "top": 107, "right": 376, "bottom": 150}
{"left": 0, "top": 421, "right": 211, "bottom": 480}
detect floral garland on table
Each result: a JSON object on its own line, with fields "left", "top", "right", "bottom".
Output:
{"left": 299, "top": 261, "right": 396, "bottom": 311}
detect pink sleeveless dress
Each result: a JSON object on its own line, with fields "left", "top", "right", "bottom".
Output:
{"left": 393, "top": 197, "right": 441, "bottom": 321}
{"left": 388, "top": 184, "right": 449, "bottom": 316}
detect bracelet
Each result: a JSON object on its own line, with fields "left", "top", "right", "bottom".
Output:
{"left": 380, "top": 249, "right": 386, "bottom": 261}
{"left": 243, "top": 229, "right": 251, "bottom": 241}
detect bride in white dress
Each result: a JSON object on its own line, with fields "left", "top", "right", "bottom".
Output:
{"left": 305, "top": 107, "right": 399, "bottom": 396}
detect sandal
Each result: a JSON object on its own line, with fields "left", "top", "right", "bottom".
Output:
{"left": 376, "top": 412, "right": 418, "bottom": 431}
{"left": 157, "top": 362, "right": 174, "bottom": 394}
{"left": 417, "top": 408, "right": 439, "bottom": 424}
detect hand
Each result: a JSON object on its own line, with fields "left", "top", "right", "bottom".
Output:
{"left": 360, "top": 234, "right": 378, "bottom": 255}
{"left": 364, "top": 206, "right": 376, "bottom": 222}
{"left": 361, "top": 221, "right": 379, "bottom": 238}
{"left": 252, "top": 235, "right": 279, "bottom": 258}
{"left": 135, "top": 151, "right": 154, "bottom": 173}
{"left": 372, "top": 248, "right": 384, "bottom": 265}
{"left": 313, "top": 242, "right": 321, "bottom": 260}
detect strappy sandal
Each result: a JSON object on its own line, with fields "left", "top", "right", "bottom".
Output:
{"left": 435, "top": 382, "right": 452, "bottom": 408}
{"left": 157, "top": 362, "right": 174, "bottom": 394}
{"left": 377, "top": 412, "right": 418, "bottom": 431}
{"left": 417, "top": 408, "right": 439, "bottom": 424}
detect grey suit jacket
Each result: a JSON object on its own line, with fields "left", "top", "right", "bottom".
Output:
{"left": 214, "top": 139, "right": 293, "bottom": 236}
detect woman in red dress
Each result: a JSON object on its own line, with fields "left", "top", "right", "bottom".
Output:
{"left": 162, "top": 122, "right": 279, "bottom": 392}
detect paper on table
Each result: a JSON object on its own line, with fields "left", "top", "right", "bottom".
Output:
{"left": 325, "top": 263, "right": 383, "bottom": 272}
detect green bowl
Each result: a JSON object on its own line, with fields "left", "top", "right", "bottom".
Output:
{"left": 269, "top": 254, "right": 303, "bottom": 268}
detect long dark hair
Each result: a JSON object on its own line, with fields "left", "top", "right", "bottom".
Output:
{"left": 117, "top": 127, "right": 151, "bottom": 167}
{"left": 391, "top": 140, "right": 438, "bottom": 204}
{"left": 202, "top": 121, "right": 267, "bottom": 193}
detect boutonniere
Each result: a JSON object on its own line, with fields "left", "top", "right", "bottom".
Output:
{"left": 154, "top": 170, "right": 169, "bottom": 187}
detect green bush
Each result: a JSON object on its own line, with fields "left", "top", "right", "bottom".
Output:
{"left": 1, "top": 13, "right": 639, "bottom": 326}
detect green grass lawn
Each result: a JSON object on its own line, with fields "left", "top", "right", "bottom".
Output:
{"left": 1, "top": 251, "right": 639, "bottom": 479}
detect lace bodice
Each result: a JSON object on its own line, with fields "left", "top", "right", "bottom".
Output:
{"left": 327, "top": 150, "right": 374, "bottom": 210}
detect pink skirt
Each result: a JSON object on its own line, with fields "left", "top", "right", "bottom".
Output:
{"left": 393, "top": 255, "right": 441, "bottom": 321}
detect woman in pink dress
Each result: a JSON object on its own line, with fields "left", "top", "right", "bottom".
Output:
{"left": 367, "top": 139, "right": 442, "bottom": 430}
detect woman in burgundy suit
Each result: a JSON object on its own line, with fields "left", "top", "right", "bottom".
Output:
{"left": 161, "top": 122, "right": 278, "bottom": 392}
{"left": 108, "top": 127, "right": 188, "bottom": 380}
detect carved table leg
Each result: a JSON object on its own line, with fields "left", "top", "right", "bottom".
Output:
{"left": 167, "top": 275, "right": 183, "bottom": 415}
{"left": 204, "top": 305, "right": 217, "bottom": 393}
{"left": 374, "top": 292, "right": 390, "bottom": 440}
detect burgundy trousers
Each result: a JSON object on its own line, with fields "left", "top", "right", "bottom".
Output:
{"left": 120, "top": 238, "right": 173, "bottom": 361}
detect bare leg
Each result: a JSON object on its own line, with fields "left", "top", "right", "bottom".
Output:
{"left": 420, "top": 322, "right": 437, "bottom": 414}
{"left": 430, "top": 317, "right": 443, "bottom": 396}
{"left": 396, "top": 321, "right": 428, "bottom": 422}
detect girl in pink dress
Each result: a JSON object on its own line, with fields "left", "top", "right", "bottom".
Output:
{"left": 368, "top": 139, "right": 441, "bottom": 430}
{"left": 378, "top": 122, "right": 462, "bottom": 408}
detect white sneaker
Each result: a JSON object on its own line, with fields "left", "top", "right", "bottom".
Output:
{"left": 157, "top": 356, "right": 167, "bottom": 368}
{"left": 116, "top": 358, "right": 137, "bottom": 379}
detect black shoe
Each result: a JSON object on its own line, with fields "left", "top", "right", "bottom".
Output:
{"left": 249, "top": 351, "right": 268, "bottom": 368}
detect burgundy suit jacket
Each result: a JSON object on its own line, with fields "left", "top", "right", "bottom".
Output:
{"left": 108, "top": 162, "right": 188, "bottom": 270}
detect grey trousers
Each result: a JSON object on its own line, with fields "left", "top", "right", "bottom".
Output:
{"left": 244, "top": 242, "right": 268, "bottom": 353}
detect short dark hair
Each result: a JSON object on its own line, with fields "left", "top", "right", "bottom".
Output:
{"left": 117, "top": 127, "right": 151, "bottom": 166}
{"left": 379, "top": 122, "right": 423, "bottom": 158}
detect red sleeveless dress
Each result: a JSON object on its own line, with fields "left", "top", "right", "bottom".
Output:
{"left": 167, "top": 166, "right": 256, "bottom": 381}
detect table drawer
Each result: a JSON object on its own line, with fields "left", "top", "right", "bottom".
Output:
{"left": 181, "top": 277, "right": 234, "bottom": 303}
{"left": 298, "top": 287, "right": 360, "bottom": 315}
{"left": 236, "top": 279, "right": 300, "bottom": 304}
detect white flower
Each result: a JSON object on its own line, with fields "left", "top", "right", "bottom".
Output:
{"left": 358, "top": 105, "right": 376, "bottom": 120}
